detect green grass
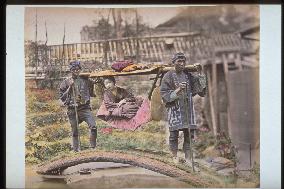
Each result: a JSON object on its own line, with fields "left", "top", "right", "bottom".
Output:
{"left": 25, "top": 87, "right": 260, "bottom": 188}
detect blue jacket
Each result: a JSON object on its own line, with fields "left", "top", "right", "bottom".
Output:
{"left": 160, "top": 70, "right": 206, "bottom": 131}
{"left": 59, "top": 76, "right": 95, "bottom": 109}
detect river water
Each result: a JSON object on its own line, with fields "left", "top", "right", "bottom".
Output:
{"left": 26, "top": 162, "right": 193, "bottom": 189}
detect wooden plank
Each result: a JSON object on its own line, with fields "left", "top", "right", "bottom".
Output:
{"left": 189, "top": 37, "right": 194, "bottom": 59}
{"left": 54, "top": 46, "right": 58, "bottom": 59}
{"left": 218, "top": 35, "right": 226, "bottom": 47}
{"left": 100, "top": 42, "right": 104, "bottom": 57}
{"left": 143, "top": 40, "right": 150, "bottom": 59}
{"left": 212, "top": 62, "right": 218, "bottom": 132}
{"left": 205, "top": 37, "right": 212, "bottom": 58}
{"left": 106, "top": 50, "right": 110, "bottom": 64}
{"left": 50, "top": 46, "right": 54, "bottom": 59}
{"left": 159, "top": 41, "right": 166, "bottom": 62}
{"left": 90, "top": 43, "right": 93, "bottom": 54}
{"left": 202, "top": 38, "right": 209, "bottom": 58}
{"left": 95, "top": 42, "right": 99, "bottom": 56}
{"left": 159, "top": 40, "right": 165, "bottom": 53}
{"left": 229, "top": 34, "right": 237, "bottom": 47}
{"left": 222, "top": 53, "right": 232, "bottom": 137}
{"left": 194, "top": 36, "right": 199, "bottom": 47}
{"left": 180, "top": 37, "right": 185, "bottom": 52}
{"left": 212, "top": 36, "right": 218, "bottom": 47}
{"left": 113, "top": 41, "right": 117, "bottom": 59}
{"left": 48, "top": 46, "right": 51, "bottom": 61}
{"left": 72, "top": 44, "right": 76, "bottom": 60}
{"left": 87, "top": 43, "right": 90, "bottom": 55}
{"left": 177, "top": 39, "right": 183, "bottom": 53}
{"left": 83, "top": 43, "right": 87, "bottom": 58}
{"left": 94, "top": 43, "right": 98, "bottom": 59}
{"left": 206, "top": 67, "right": 218, "bottom": 136}
{"left": 190, "top": 40, "right": 196, "bottom": 60}
{"left": 181, "top": 38, "right": 187, "bottom": 50}
{"left": 122, "top": 41, "right": 126, "bottom": 55}
{"left": 56, "top": 46, "right": 60, "bottom": 59}
{"left": 69, "top": 45, "right": 72, "bottom": 60}
{"left": 197, "top": 36, "right": 205, "bottom": 58}
{"left": 173, "top": 40, "right": 179, "bottom": 53}
{"left": 234, "top": 35, "right": 241, "bottom": 46}
{"left": 64, "top": 45, "right": 68, "bottom": 62}
{"left": 93, "top": 43, "right": 97, "bottom": 59}
{"left": 108, "top": 41, "right": 114, "bottom": 61}
{"left": 154, "top": 39, "right": 161, "bottom": 60}
{"left": 81, "top": 43, "right": 85, "bottom": 55}
{"left": 156, "top": 40, "right": 163, "bottom": 61}
{"left": 130, "top": 39, "right": 135, "bottom": 57}
{"left": 192, "top": 37, "right": 198, "bottom": 59}
{"left": 147, "top": 39, "right": 153, "bottom": 59}
{"left": 219, "top": 112, "right": 229, "bottom": 136}
{"left": 125, "top": 40, "right": 131, "bottom": 56}
{"left": 197, "top": 36, "right": 202, "bottom": 46}
{"left": 138, "top": 40, "right": 145, "bottom": 58}
{"left": 235, "top": 53, "right": 242, "bottom": 70}
{"left": 67, "top": 44, "right": 72, "bottom": 60}
{"left": 113, "top": 41, "right": 118, "bottom": 60}
{"left": 151, "top": 38, "right": 159, "bottom": 61}
{"left": 185, "top": 39, "right": 191, "bottom": 50}
{"left": 217, "top": 35, "right": 223, "bottom": 47}
{"left": 195, "top": 38, "right": 202, "bottom": 58}
{"left": 75, "top": 44, "right": 78, "bottom": 60}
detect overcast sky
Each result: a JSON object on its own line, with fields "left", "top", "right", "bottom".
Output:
{"left": 25, "top": 6, "right": 185, "bottom": 45}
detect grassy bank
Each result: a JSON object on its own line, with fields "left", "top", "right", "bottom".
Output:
{"left": 25, "top": 86, "right": 259, "bottom": 187}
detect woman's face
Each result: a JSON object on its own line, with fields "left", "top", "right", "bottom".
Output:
{"left": 104, "top": 79, "right": 115, "bottom": 90}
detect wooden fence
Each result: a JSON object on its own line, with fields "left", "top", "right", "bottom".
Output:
{"left": 40, "top": 32, "right": 256, "bottom": 69}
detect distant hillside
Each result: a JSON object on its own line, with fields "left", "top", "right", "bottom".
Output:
{"left": 155, "top": 5, "right": 259, "bottom": 34}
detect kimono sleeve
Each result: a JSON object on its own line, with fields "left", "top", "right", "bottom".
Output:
{"left": 122, "top": 88, "right": 136, "bottom": 102}
{"left": 103, "top": 91, "right": 123, "bottom": 117}
{"left": 160, "top": 72, "right": 177, "bottom": 103}
{"left": 59, "top": 79, "right": 71, "bottom": 106}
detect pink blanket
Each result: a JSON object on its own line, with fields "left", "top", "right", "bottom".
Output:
{"left": 96, "top": 98, "right": 151, "bottom": 131}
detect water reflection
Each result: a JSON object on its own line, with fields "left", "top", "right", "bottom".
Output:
{"left": 26, "top": 166, "right": 71, "bottom": 189}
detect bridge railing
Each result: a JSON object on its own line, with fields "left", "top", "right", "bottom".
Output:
{"left": 28, "top": 32, "right": 256, "bottom": 74}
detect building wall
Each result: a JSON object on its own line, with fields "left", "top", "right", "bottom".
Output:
{"left": 227, "top": 68, "right": 259, "bottom": 169}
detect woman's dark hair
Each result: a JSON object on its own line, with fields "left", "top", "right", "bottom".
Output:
{"left": 103, "top": 76, "right": 116, "bottom": 84}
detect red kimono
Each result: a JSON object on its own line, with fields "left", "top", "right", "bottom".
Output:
{"left": 97, "top": 87, "right": 151, "bottom": 130}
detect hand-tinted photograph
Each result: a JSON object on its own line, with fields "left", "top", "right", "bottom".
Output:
{"left": 24, "top": 5, "right": 260, "bottom": 188}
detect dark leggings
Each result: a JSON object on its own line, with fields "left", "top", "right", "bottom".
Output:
{"left": 169, "top": 128, "right": 194, "bottom": 153}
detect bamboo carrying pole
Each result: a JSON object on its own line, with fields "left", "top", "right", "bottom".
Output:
{"left": 79, "top": 63, "right": 201, "bottom": 78}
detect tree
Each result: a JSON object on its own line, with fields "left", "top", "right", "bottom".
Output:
{"left": 112, "top": 9, "right": 124, "bottom": 60}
